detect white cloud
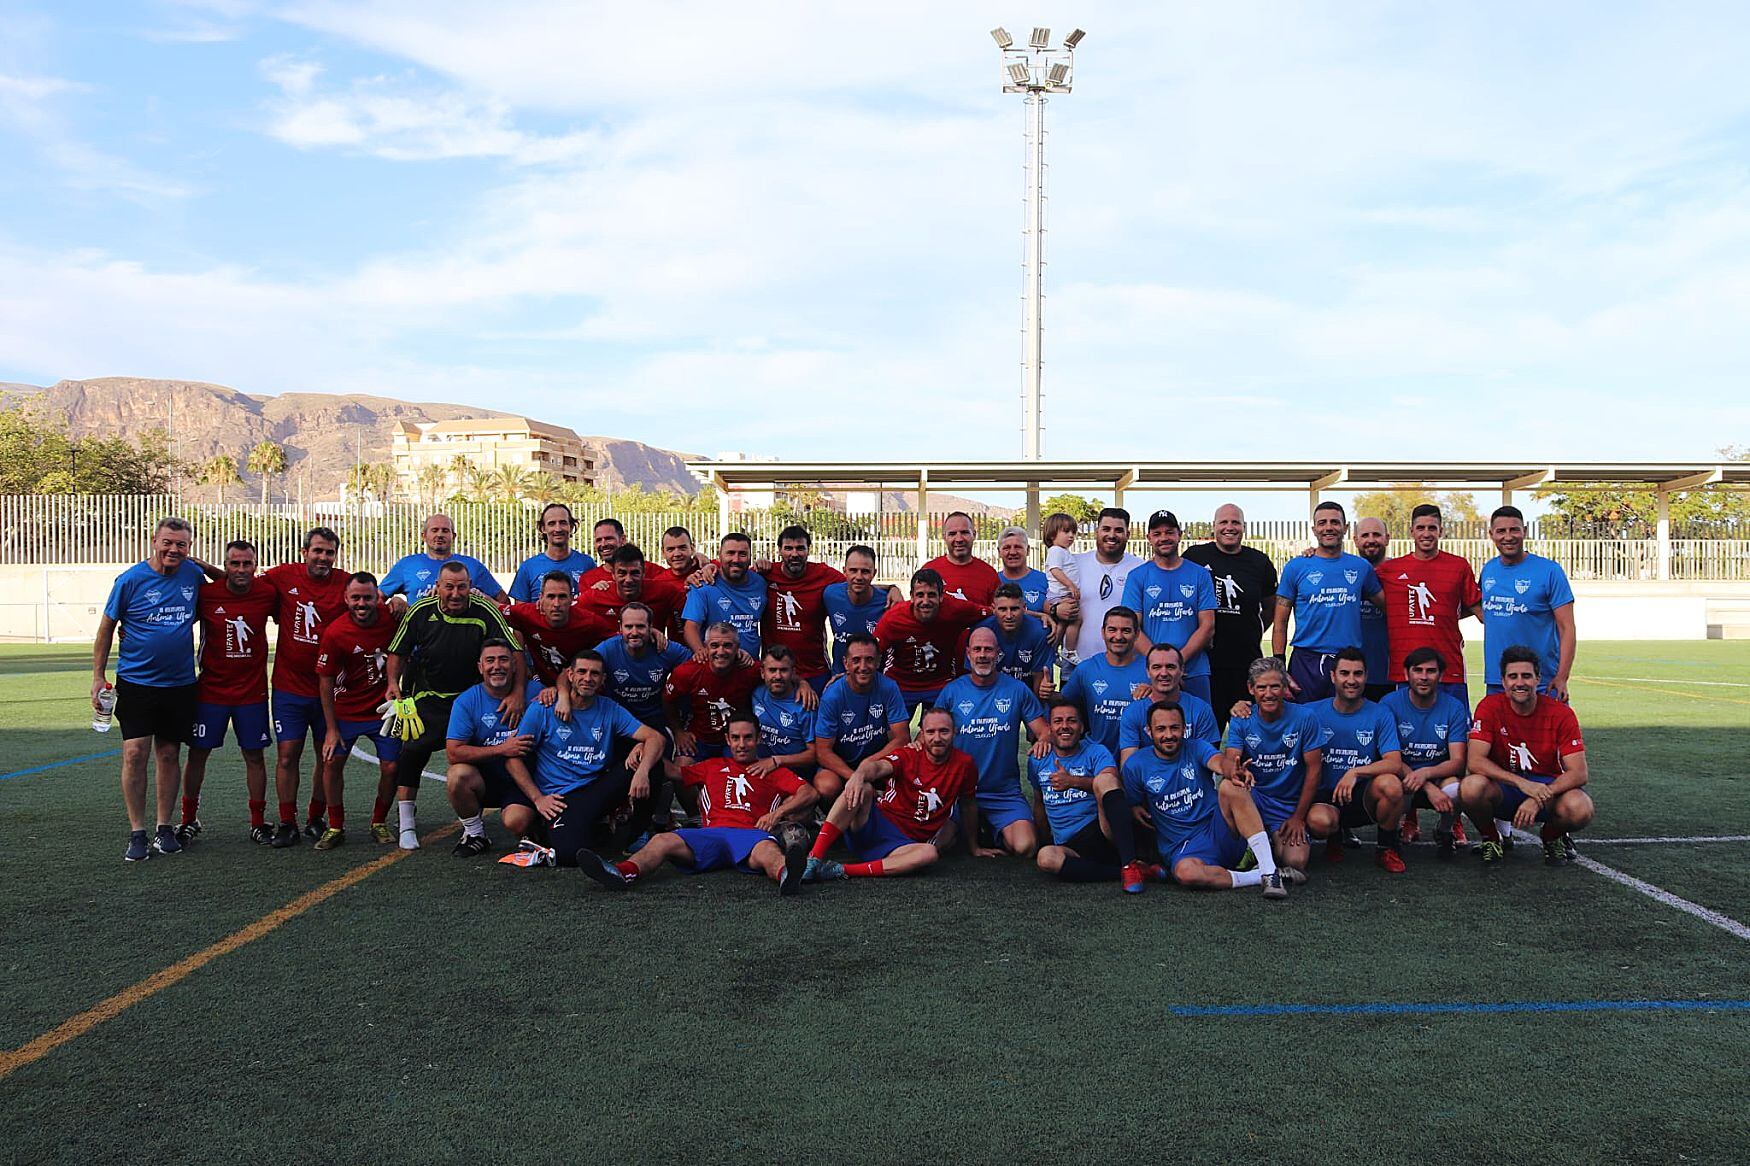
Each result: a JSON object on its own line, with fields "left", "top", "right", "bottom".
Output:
{"left": 0, "top": 71, "right": 194, "bottom": 198}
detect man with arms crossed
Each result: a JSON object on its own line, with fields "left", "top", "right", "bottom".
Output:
{"left": 1184, "top": 504, "right": 1278, "bottom": 727}
{"left": 314, "top": 572, "right": 403, "bottom": 848}
{"left": 813, "top": 634, "right": 910, "bottom": 803}
{"left": 1377, "top": 504, "right": 1480, "bottom": 707}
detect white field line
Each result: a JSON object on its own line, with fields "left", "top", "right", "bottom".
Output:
{"left": 1578, "top": 676, "right": 1750, "bottom": 688}
{"left": 1581, "top": 835, "right": 1750, "bottom": 845}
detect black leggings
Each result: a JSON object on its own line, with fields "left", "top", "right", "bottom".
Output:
{"left": 548, "top": 762, "right": 667, "bottom": 866}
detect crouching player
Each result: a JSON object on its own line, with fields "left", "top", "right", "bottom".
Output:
{"left": 313, "top": 572, "right": 402, "bottom": 848}
{"left": 575, "top": 716, "right": 818, "bottom": 893}
{"left": 1222, "top": 657, "right": 1324, "bottom": 882}
{"left": 1460, "top": 646, "right": 1594, "bottom": 865}
{"left": 1031, "top": 699, "right": 1127, "bottom": 883}
{"left": 803, "top": 706, "right": 979, "bottom": 882}
{"left": 442, "top": 638, "right": 546, "bottom": 856}
{"left": 1380, "top": 646, "right": 1469, "bottom": 856}
{"left": 1305, "top": 647, "right": 1408, "bottom": 872}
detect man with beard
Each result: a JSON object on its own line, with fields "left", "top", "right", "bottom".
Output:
{"left": 1048, "top": 508, "right": 1142, "bottom": 671}
{"left": 576, "top": 544, "right": 680, "bottom": 637}
{"left": 875, "top": 568, "right": 989, "bottom": 715}
{"left": 662, "top": 622, "right": 761, "bottom": 761}
{"left": 509, "top": 502, "right": 597, "bottom": 602}
{"left": 682, "top": 532, "right": 768, "bottom": 656}
{"left": 443, "top": 638, "right": 545, "bottom": 856}
{"left": 1121, "top": 509, "right": 1217, "bottom": 702}
{"left": 936, "top": 626, "right": 1049, "bottom": 858}
{"left": 1117, "top": 643, "right": 1219, "bottom": 764}
{"left": 314, "top": 573, "right": 403, "bottom": 848}
{"left": 758, "top": 525, "right": 845, "bottom": 694}
{"left": 1184, "top": 504, "right": 1278, "bottom": 728}
{"left": 261, "top": 526, "right": 351, "bottom": 839}
{"left": 1272, "top": 501, "right": 1383, "bottom": 704}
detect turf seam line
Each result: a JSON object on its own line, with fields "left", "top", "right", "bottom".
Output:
{"left": 1169, "top": 998, "right": 1750, "bottom": 1018}
{"left": 0, "top": 821, "right": 461, "bottom": 1083}
{"left": 0, "top": 749, "right": 121, "bottom": 781}
{"left": 1574, "top": 675, "right": 1750, "bottom": 708}
{"left": 1581, "top": 835, "right": 1750, "bottom": 845}
{"left": 1570, "top": 853, "right": 1750, "bottom": 942}
{"left": 1575, "top": 676, "right": 1750, "bottom": 688}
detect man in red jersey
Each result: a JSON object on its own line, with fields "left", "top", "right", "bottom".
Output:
{"left": 1378, "top": 504, "right": 1481, "bottom": 707}
{"left": 575, "top": 716, "right": 818, "bottom": 893}
{"left": 574, "top": 518, "right": 628, "bottom": 589}
{"left": 260, "top": 526, "right": 351, "bottom": 840}
{"left": 924, "top": 510, "right": 1000, "bottom": 605}
{"left": 181, "top": 541, "right": 280, "bottom": 844}
{"left": 874, "top": 567, "right": 989, "bottom": 715}
{"left": 506, "top": 570, "right": 612, "bottom": 687}
{"left": 656, "top": 526, "right": 708, "bottom": 637}
{"left": 802, "top": 705, "right": 981, "bottom": 881}
{"left": 759, "top": 524, "right": 845, "bottom": 695}
{"left": 1459, "top": 645, "right": 1594, "bottom": 866}
{"left": 661, "top": 622, "right": 761, "bottom": 761}
{"left": 576, "top": 544, "right": 681, "bottom": 636}
{"left": 313, "top": 572, "right": 402, "bottom": 849}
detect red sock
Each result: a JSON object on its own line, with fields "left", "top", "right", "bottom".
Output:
{"left": 328, "top": 802, "right": 345, "bottom": 829}
{"left": 248, "top": 799, "right": 267, "bottom": 828}
{"left": 371, "top": 795, "right": 393, "bottom": 825}
{"left": 810, "top": 821, "right": 843, "bottom": 860}
{"left": 180, "top": 796, "right": 199, "bottom": 827}
{"left": 1478, "top": 818, "right": 1500, "bottom": 841}
{"left": 1540, "top": 819, "right": 1562, "bottom": 842}
{"left": 277, "top": 800, "right": 297, "bottom": 826}
{"left": 615, "top": 860, "right": 640, "bottom": 880}
{"left": 843, "top": 859, "right": 887, "bottom": 878}
{"left": 306, "top": 797, "right": 326, "bottom": 824}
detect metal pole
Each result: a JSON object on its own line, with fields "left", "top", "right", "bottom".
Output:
{"left": 1021, "top": 90, "right": 1047, "bottom": 461}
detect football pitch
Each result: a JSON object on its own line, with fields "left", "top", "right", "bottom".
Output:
{"left": 1, "top": 643, "right": 1746, "bottom": 1165}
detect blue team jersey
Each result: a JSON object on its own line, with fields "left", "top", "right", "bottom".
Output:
{"left": 1223, "top": 703, "right": 1328, "bottom": 809}
{"left": 1379, "top": 688, "right": 1469, "bottom": 770}
{"left": 1061, "top": 653, "right": 1149, "bottom": 754}
{"left": 1308, "top": 699, "right": 1401, "bottom": 791}
{"left": 380, "top": 552, "right": 501, "bottom": 601}
{"left": 822, "top": 583, "right": 888, "bottom": 673}
{"left": 752, "top": 685, "right": 816, "bottom": 762}
{"left": 815, "top": 675, "right": 907, "bottom": 764}
{"left": 1478, "top": 553, "right": 1574, "bottom": 686}
{"left": 1121, "top": 739, "right": 1223, "bottom": 852}
{"left": 1117, "top": 690, "right": 1220, "bottom": 753}
{"left": 974, "top": 615, "right": 1056, "bottom": 681}
{"left": 937, "top": 673, "right": 1047, "bottom": 794}
{"left": 1027, "top": 739, "right": 1116, "bottom": 843}
{"left": 1121, "top": 560, "right": 1219, "bottom": 677}
{"left": 103, "top": 559, "right": 206, "bottom": 686}
{"left": 682, "top": 572, "right": 769, "bottom": 655}
{"left": 1361, "top": 594, "right": 1389, "bottom": 685}
{"left": 445, "top": 679, "right": 545, "bottom": 746}
{"left": 508, "top": 549, "right": 597, "bottom": 602}
{"left": 596, "top": 635, "right": 690, "bottom": 723}
{"left": 519, "top": 697, "right": 645, "bottom": 795}
{"left": 1000, "top": 568, "right": 1051, "bottom": 613}
{"left": 1276, "top": 553, "right": 1382, "bottom": 655}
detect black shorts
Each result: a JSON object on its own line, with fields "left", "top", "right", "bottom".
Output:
{"left": 1059, "top": 818, "right": 1121, "bottom": 864}
{"left": 477, "top": 759, "right": 533, "bottom": 811}
{"left": 406, "top": 694, "right": 457, "bottom": 754}
{"left": 1317, "top": 775, "right": 1380, "bottom": 829}
{"left": 115, "top": 679, "right": 196, "bottom": 744}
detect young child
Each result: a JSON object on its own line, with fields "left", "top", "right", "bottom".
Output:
{"left": 1041, "top": 512, "right": 1081, "bottom": 658}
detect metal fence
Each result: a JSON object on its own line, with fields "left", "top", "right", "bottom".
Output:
{"left": 2, "top": 495, "right": 1746, "bottom": 582}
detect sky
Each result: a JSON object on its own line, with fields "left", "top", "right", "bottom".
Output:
{"left": 3, "top": 0, "right": 1749, "bottom": 508}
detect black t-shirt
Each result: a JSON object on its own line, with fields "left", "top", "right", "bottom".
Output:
{"left": 1182, "top": 542, "right": 1279, "bottom": 668}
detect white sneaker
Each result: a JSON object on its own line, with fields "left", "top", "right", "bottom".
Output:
{"left": 399, "top": 828, "right": 420, "bottom": 851}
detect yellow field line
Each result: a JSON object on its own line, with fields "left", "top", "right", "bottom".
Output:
{"left": 1574, "top": 675, "right": 1750, "bottom": 709}
{"left": 0, "top": 823, "right": 459, "bottom": 1082}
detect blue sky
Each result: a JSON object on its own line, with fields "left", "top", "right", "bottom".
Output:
{"left": 4, "top": 1, "right": 1749, "bottom": 498}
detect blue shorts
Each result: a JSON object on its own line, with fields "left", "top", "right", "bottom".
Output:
{"left": 1165, "top": 813, "right": 1247, "bottom": 871}
{"left": 847, "top": 808, "right": 923, "bottom": 861}
{"left": 272, "top": 691, "right": 327, "bottom": 745}
{"left": 473, "top": 759, "right": 533, "bottom": 810}
{"left": 902, "top": 687, "right": 942, "bottom": 715}
{"left": 1179, "top": 675, "right": 1213, "bottom": 703}
{"left": 673, "top": 826, "right": 774, "bottom": 872}
{"left": 335, "top": 718, "right": 402, "bottom": 763}
{"left": 1252, "top": 790, "right": 1300, "bottom": 833}
{"left": 191, "top": 701, "right": 272, "bottom": 750}
{"left": 1490, "top": 777, "right": 1554, "bottom": 823}
{"left": 1288, "top": 650, "right": 1336, "bottom": 704}
{"left": 1396, "top": 680, "right": 1471, "bottom": 709}
{"left": 977, "top": 788, "right": 1034, "bottom": 833}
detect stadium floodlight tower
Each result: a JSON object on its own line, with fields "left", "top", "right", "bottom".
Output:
{"left": 992, "top": 25, "right": 1083, "bottom": 462}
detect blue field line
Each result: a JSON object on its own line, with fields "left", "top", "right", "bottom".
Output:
{"left": 0, "top": 749, "right": 122, "bottom": 781}
{"left": 1170, "top": 998, "right": 1750, "bottom": 1019}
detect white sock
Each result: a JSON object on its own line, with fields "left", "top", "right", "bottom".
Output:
{"left": 462, "top": 813, "right": 485, "bottom": 838}
{"left": 1441, "top": 780, "right": 1460, "bottom": 800}
{"left": 1229, "top": 869, "right": 1263, "bottom": 888}
{"left": 1245, "top": 831, "right": 1277, "bottom": 876}
{"left": 1496, "top": 817, "right": 1513, "bottom": 840}
{"left": 398, "top": 800, "right": 417, "bottom": 834}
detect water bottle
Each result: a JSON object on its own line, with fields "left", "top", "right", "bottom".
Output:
{"left": 92, "top": 684, "right": 117, "bottom": 733}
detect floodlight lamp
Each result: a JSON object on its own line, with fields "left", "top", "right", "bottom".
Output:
{"left": 991, "top": 27, "right": 1013, "bottom": 48}
{"left": 1046, "top": 62, "right": 1069, "bottom": 86}
{"left": 1030, "top": 27, "right": 1050, "bottom": 49}
{"left": 1006, "top": 61, "right": 1032, "bottom": 86}
{"left": 1064, "top": 28, "right": 1086, "bottom": 49}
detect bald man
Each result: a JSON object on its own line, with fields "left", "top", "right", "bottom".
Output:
{"left": 379, "top": 513, "right": 506, "bottom": 610}
{"left": 1184, "top": 504, "right": 1278, "bottom": 728}
{"left": 1353, "top": 517, "right": 1395, "bottom": 703}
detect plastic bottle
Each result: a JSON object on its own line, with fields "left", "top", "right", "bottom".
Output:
{"left": 92, "top": 684, "right": 117, "bottom": 733}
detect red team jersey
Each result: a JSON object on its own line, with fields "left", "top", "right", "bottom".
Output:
{"left": 875, "top": 746, "right": 979, "bottom": 840}
{"left": 574, "top": 576, "right": 680, "bottom": 639}
{"left": 1469, "top": 693, "right": 1585, "bottom": 781}
{"left": 681, "top": 757, "right": 807, "bottom": 830}
{"left": 505, "top": 603, "right": 607, "bottom": 686}
{"left": 1377, "top": 551, "right": 1482, "bottom": 683}
{"left": 261, "top": 562, "right": 351, "bottom": 698}
{"left": 761, "top": 560, "right": 845, "bottom": 677}
{"left": 923, "top": 554, "right": 1000, "bottom": 606}
{"left": 195, "top": 577, "right": 278, "bottom": 704}
{"left": 874, "top": 596, "right": 988, "bottom": 693}
{"left": 663, "top": 660, "right": 762, "bottom": 744}
{"left": 314, "top": 608, "right": 402, "bottom": 721}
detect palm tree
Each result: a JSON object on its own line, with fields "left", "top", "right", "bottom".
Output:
{"left": 415, "top": 464, "right": 449, "bottom": 507}
{"left": 448, "top": 454, "right": 473, "bottom": 495}
{"left": 247, "top": 440, "right": 289, "bottom": 505}
{"left": 489, "top": 464, "right": 537, "bottom": 503}
{"left": 199, "top": 454, "right": 243, "bottom": 503}
{"left": 346, "top": 461, "right": 397, "bottom": 502}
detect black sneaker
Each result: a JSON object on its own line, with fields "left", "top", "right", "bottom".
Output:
{"left": 124, "top": 831, "right": 151, "bottom": 862}
{"left": 1560, "top": 834, "right": 1578, "bottom": 862}
{"left": 778, "top": 840, "right": 808, "bottom": 896}
{"left": 1542, "top": 838, "right": 1570, "bottom": 867}
{"left": 451, "top": 833, "right": 493, "bottom": 857}
{"left": 1342, "top": 829, "right": 1363, "bottom": 849}
{"left": 151, "top": 826, "right": 183, "bottom": 855}
{"left": 249, "top": 824, "right": 275, "bottom": 845}
{"left": 302, "top": 819, "right": 325, "bottom": 841}
{"left": 271, "top": 822, "right": 301, "bottom": 848}
{"left": 575, "top": 848, "right": 630, "bottom": 890}
{"left": 175, "top": 819, "right": 202, "bottom": 845}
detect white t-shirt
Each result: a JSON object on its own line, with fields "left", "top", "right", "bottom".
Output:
{"left": 1044, "top": 544, "right": 1076, "bottom": 602}
{"left": 1065, "top": 549, "right": 1144, "bottom": 663}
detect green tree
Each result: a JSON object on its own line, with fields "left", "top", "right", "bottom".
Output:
{"left": 1536, "top": 445, "right": 1750, "bottom": 535}
{"left": 247, "top": 440, "right": 289, "bottom": 505}
{"left": 1349, "top": 485, "right": 1482, "bottom": 532}
{"left": 489, "top": 464, "right": 537, "bottom": 503}
{"left": 414, "top": 464, "right": 449, "bottom": 507}
{"left": 346, "top": 461, "right": 397, "bottom": 502}
{"left": 1040, "top": 494, "right": 1103, "bottom": 527}
{"left": 0, "top": 406, "right": 178, "bottom": 493}
{"left": 198, "top": 454, "right": 243, "bottom": 503}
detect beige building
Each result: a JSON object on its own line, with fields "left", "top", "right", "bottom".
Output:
{"left": 391, "top": 416, "right": 596, "bottom": 493}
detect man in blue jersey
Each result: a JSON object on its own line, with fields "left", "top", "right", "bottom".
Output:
{"left": 1479, "top": 505, "right": 1576, "bottom": 700}
{"left": 596, "top": 602, "right": 690, "bottom": 730}
{"left": 996, "top": 527, "right": 1050, "bottom": 613}
{"left": 1122, "top": 509, "right": 1218, "bottom": 702}
{"left": 444, "top": 638, "right": 544, "bottom": 855}
{"left": 1222, "top": 657, "right": 1325, "bottom": 879}
{"left": 1117, "top": 643, "right": 1220, "bottom": 765}
{"left": 813, "top": 634, "right": 910, "bottom": 803}
{"left": 750, "top": 645, "right": 817, "bottom": 781}
{"left": 682, "top": 531, "right": 768, "bottom": 656}
{"left": 508, "top": 502, "right": 597, "bottom": 602}
{"left": 1272, "top": 500, "right": 1384, "bottom": 703}
{"left": 379, "top": 513, "right": 505, "bottom": 610}
{"left": 1032, "top": 700, "right": 1129, "bottom": 884}
{"left": 1304, "top": 648, "right": 1408, "bottom": 872}
{"left": 823, "top": 545, "right": 889, "bottom": 675}
{"left": 937, "top": 627, "right": 1050, "bottom": 858}
{"left": 1060, "top": 607, "right": 1149, "bottom": 755}
{"left": 1381, "top": 646, "right": 1469, "bottom": 857}
{"left": 976, "top": 583, "right": 1054, "bottom": 694}
{"left": 1122, "top": 702, "right": 1289, "bottom": 898}
{"left": 92, "top": 517, "right": 206, "bottom": 861}
{"left": 502, "top": 648, "right": 667, "bottom": 867}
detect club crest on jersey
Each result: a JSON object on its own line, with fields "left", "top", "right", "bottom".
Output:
{"left": 1282, "top": 731, "right": 1300, "bottom": 749}
{"left": 1483, "top": 577, "right": 1496, "bottom": 591}
{"left": 482, "top": 713, "right": 498, "bottom": 729}
{"left": 778, "top": 711, "right": 794, "bottom": 727}
{"left": 717, "top": 597, "right": 733, "bottom": 610}
{"left": 1091, "top": 680, "right": 1109, "bottom": 696}
{"left": 613, "top": 669, "right": 630, "bottom": 683}
{"left": 994, "top": 698, "right": 1012, "bottom": 714}
{"left": 416, "top": 569, "right": 430, "bottom": 581}
{"left": 1306, "top": 572, "right": 1323, "bottom": 586}
{"left": 1515, "top": 579, "right": 1531, "bottom": 594}
{"left": 1344, "top": 571, "right": 1358, "bottom": 585}
{"left": 144, "top": 588, "right": 163, "bottom": 604}
{"left": 869, "top": 704, "right": 885, "bottom": 718}
{"left": 1398, "top": 722, "right": 1414, "bottom": 737}
{"left": 1356, "top": 729, "right": 1374, "bottom": 747}
{"left": 1245, "top": 733, "right": 1261, "bottom": 749}
{"left": 555, "top": 725, "right": 573, "bottom": 741}
{"left": 590, "top": 727, "right": 602, "bottom": 741}
{"left": 181, "top": 586, "right": 196, "bottom": 601}
{"left": 957, "top": 701, "right": 975, "bottom": 716}
{"left": 1179, "top": 584, "right": 1195, "bottom": 598}
{"left": 1146, "top": 585, "right": 1161, "bottom": 599}
{"left": 1017, "top": 649, "right": 1034, "bottom": 663}
{"left": 1434, "top": 723, "right": 1450, "bottom": 739}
